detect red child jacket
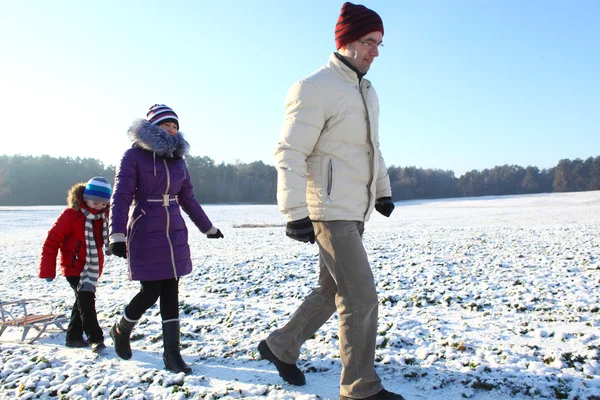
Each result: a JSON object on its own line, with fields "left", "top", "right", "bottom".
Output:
{"left": 38, "top": 184, "right": 108, "bottom": 279}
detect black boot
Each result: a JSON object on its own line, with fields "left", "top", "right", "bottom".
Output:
{"left": 110, "top": 314, "right": 138, "bottom": 360}
{"left": 162, "top": 320, "right": 192, "bottom": 374}
{"left": 258, "top": 340, "right": 306, "bottom": 386}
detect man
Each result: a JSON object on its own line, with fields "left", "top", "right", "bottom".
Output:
{"left": 258, "top": 3, "right": 403, "bottom": 400}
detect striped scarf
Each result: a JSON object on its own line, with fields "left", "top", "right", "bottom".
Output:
{"left": 79, "top": 209, "right": 109, "bottom": 293}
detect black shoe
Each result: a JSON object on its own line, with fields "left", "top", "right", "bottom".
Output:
{"left": 90, "top": 342, "right": 107, "bottom": 354}
{"left": 339, "top": 389, "right": 406, "bottom": 400}
{"left": 65, "top": 338, "right": 89, "bottom": 348}
{"left": 258, "top": 340, "right": 305, "bottom": 386}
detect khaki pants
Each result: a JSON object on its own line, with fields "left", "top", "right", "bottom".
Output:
{"left": 267, "top": 221, "right": 383, "bottom": 398}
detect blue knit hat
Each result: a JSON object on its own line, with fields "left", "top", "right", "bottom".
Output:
{"left": 83, "top": 177, "right": 112, "bottom": 203}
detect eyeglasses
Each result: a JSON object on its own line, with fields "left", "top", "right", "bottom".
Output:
{"left": 358, "top": 39, "right": 384, "bottom": 50}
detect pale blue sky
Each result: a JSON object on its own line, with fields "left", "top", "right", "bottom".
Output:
{"left": 2, "top": 1, "right": 598, "bottom": 176}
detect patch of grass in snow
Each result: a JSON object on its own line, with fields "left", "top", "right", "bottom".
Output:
{"left": 377, "top": 337, "right": 389, "bottom": 349}
{"left": 551, "top": 379, "right": 571, "bottom": 399}
{"left": 30, "top": 355, "right": 49, "bottom": 364}
{"left": 172, "top": 385, "right": 191, "bottom": 396}
{"left": 560, "top": 352, "right": 588, "bottom": 370}
{"left": 468, "top": 376, "right": 498, "bottom": 391}
{"left": 150, "top": 334, "right": 163, "bottom": 343}
{"left": 181, "top": 301, "right": 203, "bottom": 315}
{"left": 130, "top": 332, "right": 145, "bottom": 341}
{"left": 305, "top": 364, "right": 331, "bottom": 373}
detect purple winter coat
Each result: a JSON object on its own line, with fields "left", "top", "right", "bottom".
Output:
{"left": 109, "top": 120, "right": 213, "bottom": 281}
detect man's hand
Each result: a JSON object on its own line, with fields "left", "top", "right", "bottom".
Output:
{"left": 286, "top": 217, "right": 315, "bottom": 244}
{"left": 375, "top": 197, "right": 395, "bottom": 217}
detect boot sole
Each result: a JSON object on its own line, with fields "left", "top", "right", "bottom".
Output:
{"left": 163, "top": 354, "right": 192, "bottom": 374}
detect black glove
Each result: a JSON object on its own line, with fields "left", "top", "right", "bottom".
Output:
{"left": 375, "top": 197, "right": 395, "bottom": 217}
{"left": 207, "top": 229, "right": 224, "bottom": 239}
{"left": 109, "top": 242, "right": 127, "bottom": 259}
{"left": 286, "top": 217, "right": 315, "bottom": 244}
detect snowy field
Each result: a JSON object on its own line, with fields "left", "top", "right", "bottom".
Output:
{"left": 1, "top": 191, "right": 599, "bottom": 400}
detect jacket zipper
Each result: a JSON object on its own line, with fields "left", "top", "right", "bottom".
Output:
{"left": 327, "top": 159, "right": 333, "bottom": 204}
{"left": 359, "top": 83, "right": 375, "bottom": 218}
{"left": 162, "top": 159, "right": 177, "bottom": 278}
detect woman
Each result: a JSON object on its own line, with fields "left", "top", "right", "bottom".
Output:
{"left": 109, "top": 104, "right": 223, "bottom": 373}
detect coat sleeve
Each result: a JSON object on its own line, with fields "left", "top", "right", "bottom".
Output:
{"left": 39, "top": 209, "right": 72, "bottom": 279}
{"left": 178, "top": 162, "right": 213, "bottom": 233}
{"left": 376, "top": 152, "right": 392, "bottom": 199}
{"left": 274, "top": 79, "right": 326, "bottom": 221}
{"left": 109, "top": 149, "right": 137, "bottom": 238}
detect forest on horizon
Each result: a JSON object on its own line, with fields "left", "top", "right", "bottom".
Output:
{"left": 0, "top": 154, "right": 599, "bottom": 206}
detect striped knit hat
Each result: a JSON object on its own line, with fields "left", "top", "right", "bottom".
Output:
{"left": 147, "top": 104, "right": 179, "bottom": 129}
{"left": 83, "top": 177, "right": 112, "bottom": 203}
{"left": 335, "top": 2, "right": 384, "bottom": 50}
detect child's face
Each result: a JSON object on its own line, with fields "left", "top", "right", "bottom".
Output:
{"left": 158, "top": 121, "right": 178, "bottom": 136}
{"left": 85, "top": 200, "right": 107, "bottom": 210}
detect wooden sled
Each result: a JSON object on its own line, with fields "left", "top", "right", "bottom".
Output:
{"left": 0, "top": 298, "right": 69, "bottom": 344}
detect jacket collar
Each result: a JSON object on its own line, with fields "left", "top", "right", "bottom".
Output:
{"left": 127, "top": 119, "right": 190, "bottom": 159}
{"left": 327, "top": 53, "right": 369, "bottom": 86}
{"left": 333, "top": 52, "right": 366, "bottom": 81}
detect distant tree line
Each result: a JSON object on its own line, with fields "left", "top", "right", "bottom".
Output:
{"left": 0, "top": 155, "right": 114, "bottom": 206}
{"left": 388, "top": 156, "right": 600, "bottom": 200}
{"left": 0, "top": 154, "right": 598, "bottom": 206}
{"left": 0, "top": 154, "right": 276, "bottom": 206}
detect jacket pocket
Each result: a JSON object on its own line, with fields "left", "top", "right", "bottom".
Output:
{"left": 71, "top": 241, "right": 82, "bottom": 267}
{"left": 128, "top": 209, "right": 146, "bottom": 245}
{"left": 327, "top": 159, "right": 333, "bottom": 204}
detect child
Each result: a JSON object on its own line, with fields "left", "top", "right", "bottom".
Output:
{"left": 109, "top": 104, "right": 223, "bottom": 374}
{"left": 39, "top": 176, "right": 112, "bottom": 353}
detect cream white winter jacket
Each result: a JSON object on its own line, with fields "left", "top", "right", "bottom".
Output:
{"left": 275, "top": 53, "right": 392, "bottom": 222}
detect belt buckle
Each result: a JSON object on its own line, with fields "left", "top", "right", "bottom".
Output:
{"left": 162, "top": 194, "right": 170, "bottom": 207}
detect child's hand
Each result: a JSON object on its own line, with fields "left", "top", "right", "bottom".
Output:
{"left": 45, "top": 278, "right": 54, "bottom": 283}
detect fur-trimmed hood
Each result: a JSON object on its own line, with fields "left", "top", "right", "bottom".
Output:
{"left": 67, "top": 183, "right": 86, "bottom": 210}
{"left": 127, "top": 119, "right": 190, "bottom": 159}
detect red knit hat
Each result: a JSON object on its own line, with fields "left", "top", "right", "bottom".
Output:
{"left": 335, "top": 2, "right": 384, "bottom": 50}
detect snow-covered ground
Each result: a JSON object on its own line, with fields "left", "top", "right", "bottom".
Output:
{"left": 1, "top": 191, "right": 599, "bottom": 400}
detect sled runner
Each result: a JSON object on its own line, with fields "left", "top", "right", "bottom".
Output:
{"left": 0, "top": 298, "right": 69, "bottom": 344}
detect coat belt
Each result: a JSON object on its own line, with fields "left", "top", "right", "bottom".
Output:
{"left": 144, "top": 194, "right": 177, "bottom": 207}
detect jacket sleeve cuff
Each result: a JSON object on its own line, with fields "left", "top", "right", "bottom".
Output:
{"left": 375, "top": 187, "right": 392, "bottom": 199}
{"left": 286, "top": 208, "right": 310, "bottom": 222}
{"left": 110, "top": 233, "right": 126, "bottom": 244}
